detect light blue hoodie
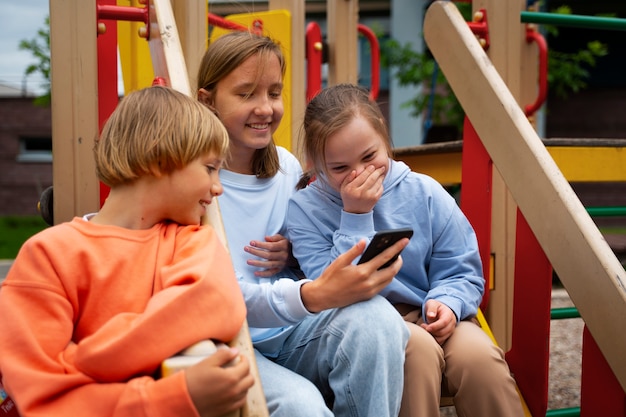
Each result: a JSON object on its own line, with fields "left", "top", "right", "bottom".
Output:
{"left": 286, "top": 159, "right": 484, "bottom": 322}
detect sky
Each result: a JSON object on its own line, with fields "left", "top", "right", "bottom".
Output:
{"left": 0, "top": 0, "right": 49, "bottom": 95}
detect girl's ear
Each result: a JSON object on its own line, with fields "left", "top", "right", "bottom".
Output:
{"left": 197, "top": 88, "right": 216, "bottom": 112}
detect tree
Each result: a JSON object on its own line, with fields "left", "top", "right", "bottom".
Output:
{"left": 543, "top": 6, "right": 609, "bottom": 98}
{"left": 381, "top": 5, "right": 608, "bottom": 139}
{"left": 19, "top": 15, "right": 51, "bottom": 106}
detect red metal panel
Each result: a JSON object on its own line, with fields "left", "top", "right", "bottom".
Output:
{"left": 580, "top": 326, "right": 626, "bottom": 417}
{"left": 506, "top": 211, "right": 552, "bottom": 417}
{"left": 96, "top": 0, "right": 119, "bottom": 206}
{"left": 460, "top": 117, "right": 492, "bottom": 309}
{"left": 356, "top": 24, "right": 380, "bottom": 101}
{"left": 524, "top": 27, "right": 548, "bottom": 117}
{"left": 305, "top": 22, "right": 323, "bottom": 102}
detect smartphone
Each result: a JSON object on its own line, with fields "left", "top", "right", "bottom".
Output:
{"left": 357, "top": 228, "right": 414, "bottom": 270}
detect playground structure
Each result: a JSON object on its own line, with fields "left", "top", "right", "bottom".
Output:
{"left": 37, "top": 0, "right": 626, "bottom": 416}
{"left": 420, "top": 5, "right": 626, "bottom": 417}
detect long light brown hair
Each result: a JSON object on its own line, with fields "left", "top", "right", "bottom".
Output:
{"left": 197, "top": 31, "right": 286, "bottom": 178}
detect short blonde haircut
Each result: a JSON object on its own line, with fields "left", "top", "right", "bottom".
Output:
{"left": 95, "top": 86, "right": 229, "bottom": 186}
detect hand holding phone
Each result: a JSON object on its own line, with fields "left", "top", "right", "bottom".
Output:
{"left": 357, "top": 228, "right": 414, "bottom": 270}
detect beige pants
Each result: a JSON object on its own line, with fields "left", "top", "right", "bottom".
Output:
{"left": 396, "top": 304, "right": 525, "bottom": 417}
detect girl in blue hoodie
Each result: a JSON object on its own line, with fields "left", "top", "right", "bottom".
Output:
{"left": 287, "top": 83, "right": 525, "bottom": 417}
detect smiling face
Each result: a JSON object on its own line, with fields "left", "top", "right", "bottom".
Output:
{"left": 323, "top": 115, "right": 390, "bottom": 192}
{"left": 199, "top": 53, "right": 284, "bottom": 171}
{"left": 156, "top": 152, "right": 224, "bottom": 225}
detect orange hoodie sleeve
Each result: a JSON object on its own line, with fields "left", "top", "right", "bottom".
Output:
{"left": 73, "top": 224, "right": 246, "bottom": 381}
{"left": 0, "top": 219, "right": 246, "bottom": 417}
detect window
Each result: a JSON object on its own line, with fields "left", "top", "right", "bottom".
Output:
{"left": 17, "top": 136, "right": 52, "bottom": 163}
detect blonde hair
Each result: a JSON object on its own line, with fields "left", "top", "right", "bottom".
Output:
{"left": 94, "top": 86, "right": 229, "bottom": 186}
{"left": 197, "top": 31, "right": 286, "bottom": 178}
{"left": 302, "top": 83, "right": 392, "bottom": 180}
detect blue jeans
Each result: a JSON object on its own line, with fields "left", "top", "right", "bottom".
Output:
{"left": 256, "top": 295, "right": 408, "bottom": 417}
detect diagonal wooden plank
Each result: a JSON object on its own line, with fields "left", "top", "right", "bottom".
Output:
{"left": 148, "top": 0, "right": 191, "bottom": 95}
{"left": 148, "top": 1, "right": 269, "bottom": 414}
{"left": 423, "top": 1, "right": 626, "bottom": 390}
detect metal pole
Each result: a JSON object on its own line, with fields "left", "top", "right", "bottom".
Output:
{"left": 586, "top": 206, "right": 626, "bottom": 217}
{"left": 545, "top": 407, "right": 581, "bottom": 417}
{"left": 521, "top": 11, "right": 626, "bottom": 31}
{"left": 551, "top": 307, "right": 580, "bottom": 320}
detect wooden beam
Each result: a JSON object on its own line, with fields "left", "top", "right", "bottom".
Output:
{"left": 471, "top": 0, "right": 527, "bottom": 349}
{"left": 326, "top": 0, "right": 358, "bottom": 85}
{"left": 148, "top": 0, "right": 191, "bottom": 95}
{"left": 424, "top": 0, "right": 626, "bottom": 390}
{"left": 50, "top": 0, "right": 100, "bottom": 223}
{"left": 171, "top": 1, "right": 207, "bottom": 92}
{"left": 149, "top": 1, "right": 269, "bottom": 414}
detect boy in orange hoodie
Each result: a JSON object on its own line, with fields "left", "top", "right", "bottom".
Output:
{"left": 0, "top": 86, "right": 251, "bottom": 417}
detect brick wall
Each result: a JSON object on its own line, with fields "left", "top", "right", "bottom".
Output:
{"left": 546, "top": 87, "right": 626, "bottom": 139}
{"left": 0, "top": 97, "right": 52, "bottom": 216}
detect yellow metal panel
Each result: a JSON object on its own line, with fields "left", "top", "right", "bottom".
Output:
{"left": 269, "top": 0, "right": 305, "bottom": 162}
{"left": 395, "top": 151, "right": 463, "bottom": 185}
{"left": 210, "top": 10, "right": 293, "bottom": 151}
{"left": 548, "top": 146, "right": 626, "bottom": 182}
{"left": 476, "top": 307, "right": 532, "bottom": 417}
{"left": 117, "top": 0, "right": 155, "bottom": 93}
{"left": 396, "top": 145, "right": 626, "bottom": 185}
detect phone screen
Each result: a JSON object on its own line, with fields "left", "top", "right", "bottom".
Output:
{"left": 357, "top": 228, "right": 414, "bottom": 269}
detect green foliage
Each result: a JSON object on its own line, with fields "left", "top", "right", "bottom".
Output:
{"left": 0, "top": 216, "right": 48, "bottom": 259}
{"left": 379, "top": 3, "right": 470, "bottom": 134}
{"left": 540, "top": 6, "right": 609, "bottom": 98}
{"left": 548, "top": 41, "right": 608, "bottom": 98}
{"left": 380, "top": 40, "right": 464, "bottom": 132}
{"left": 19, "top": 15, "right": 51, "bottom": 106}
{"left": 380, "top": 4, "right": 609, "bottom": 135}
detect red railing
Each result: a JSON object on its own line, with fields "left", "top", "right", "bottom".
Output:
{"left": 524, "top": 26, "right": 548, "bottom": 117}
{"left": 305, "top": 22, "right": 380, "bottom": 102}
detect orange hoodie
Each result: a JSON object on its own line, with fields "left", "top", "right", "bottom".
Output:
{"left": 0, "top": 217, "right": 246, "bottom": 417}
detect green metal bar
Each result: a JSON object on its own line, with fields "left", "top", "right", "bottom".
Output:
{"left": 521, "top": 11, "right": 626, "bottom": 31}
{"left": 551, "top": 306, "right": 580, "bottom": 320}
{"left": 546, "top": 406, "right": 580, "bottom": 417}
{"left": 586, "top": 206, "right": 626, "bottom": 217}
